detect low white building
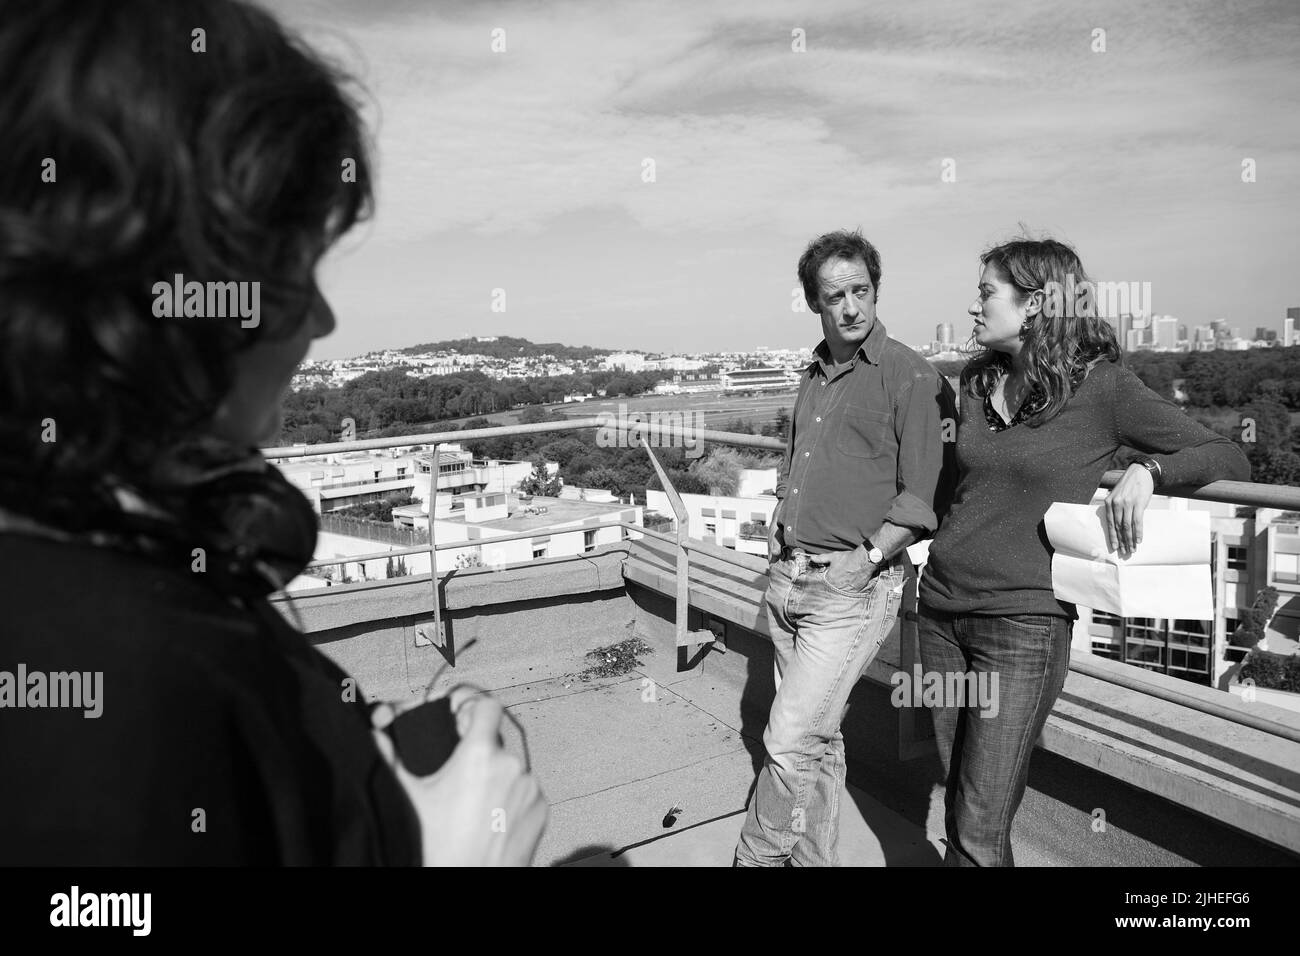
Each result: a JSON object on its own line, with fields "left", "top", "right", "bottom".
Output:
{"left": 645, "top": 468, "right": 778, "bottom": 556}
{"left": 272, "top": 444, "right": 547, "bottom": 515}
{"left": 273, "top": 449, "right": 420, "bottom": 514}
{"left": 412, "top": 447, "right": 544, "bottom": 501}
{"left": 720, "top": 367, "right": 798, "bottom": 394}
{"left": 603, "top": 352, "right": 647, "bottom": 372}
{"left": 305, "top": 491, "right": 642, "bottom": 584}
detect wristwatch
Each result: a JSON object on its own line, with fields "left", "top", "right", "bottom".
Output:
{"left": 865, "top": 540, "right": 884, "bottom": 564}
{"left": 1136, "top": 457, "right": 1163, "bottom": 488}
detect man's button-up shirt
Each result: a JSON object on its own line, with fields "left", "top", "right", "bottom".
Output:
{"left": 776, "top": 318, "right": 957, "bottom": 553}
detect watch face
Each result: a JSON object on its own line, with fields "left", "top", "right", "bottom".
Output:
{"left": 868, "top": 548, "right": 884, "bottom": 563}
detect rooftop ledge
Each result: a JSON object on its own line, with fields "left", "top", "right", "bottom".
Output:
{"left": 271, "top": 537, "right": 1300, "bottom": 861}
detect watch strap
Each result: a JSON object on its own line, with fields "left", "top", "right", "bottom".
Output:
{"left": 1137, "top": 457, "right": 1163, "bottom": 488}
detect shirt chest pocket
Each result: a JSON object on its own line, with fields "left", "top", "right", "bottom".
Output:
{"left": 836, "top": 403, "right": 894, "bottom": 459}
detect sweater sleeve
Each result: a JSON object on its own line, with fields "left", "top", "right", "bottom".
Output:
{"left": 1109, "top": 364, "right": 1252, "bottom": 487}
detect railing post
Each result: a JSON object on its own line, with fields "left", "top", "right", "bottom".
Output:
{"left": 418, "top": 442, "right": 445, "bottom": 649}
{"left": 636, "top": 428, "right": 717, "bottom": 661}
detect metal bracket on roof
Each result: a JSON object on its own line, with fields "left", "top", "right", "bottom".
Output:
{"left": 698, "top": 614, "right": 727, "bottom": 654}
{"left": 415, "top": 620, "right": 446, "bottom": 649}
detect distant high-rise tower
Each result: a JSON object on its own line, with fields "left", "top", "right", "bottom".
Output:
{"left": 1153, "top": 315, "right": 1179, "bottom": 350}
{"left": 1125, "top": 315, "right": 1150, "bottom": 351}
{"left": 937, "top": 323, "right": 955, "bottom": 346}
{"left": 1286, "top": 308, "right": 1300, "bottom": 346}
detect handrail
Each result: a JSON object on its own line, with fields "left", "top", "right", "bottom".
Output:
{"left": 1099, "top": 470, "right": 1300, "bottom": 510}
{"left": 427, "top": 442, "right": 443, "bottom": 644}
{"left": 637, "top": 435, "right": 693, "bottom": 648}
{"left": 262, "top": 419, "right": 785, "bottom": 459}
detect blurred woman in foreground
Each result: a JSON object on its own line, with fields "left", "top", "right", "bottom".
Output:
{"left": 0, "top": 0, "right": 546, "bottom": 865}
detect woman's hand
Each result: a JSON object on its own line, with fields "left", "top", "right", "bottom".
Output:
{"left": 371, "top": 689, "right": 549, "bottom": 866}
{"left": 1104, "top": 464, "right": 1156, "bottom": 559}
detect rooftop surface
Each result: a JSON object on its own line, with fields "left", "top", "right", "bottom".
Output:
{"left": 274, "top": 540, "right": 1300, "bottom": 866}
{"left": 470, "top": 495, "right": 633, "bottom": 532}
{"left": 265, "top": 422, "right": 1300, "bottom": 866}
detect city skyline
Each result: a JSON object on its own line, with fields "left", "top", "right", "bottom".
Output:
{"left": 274, "top": 0, "right": 1300, "bottom": 362}
{"left": 300, "top": 309, "right": 1300, "bottom": 370}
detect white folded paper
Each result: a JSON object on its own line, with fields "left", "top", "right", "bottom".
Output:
{"left": 1044, "top": 502, "right": 1213, "bottom": 619}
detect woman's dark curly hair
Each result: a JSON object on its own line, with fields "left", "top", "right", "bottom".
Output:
{"left": 0, "top": 0, "right": 372, "bottom": 527}
{"left": 961, "top": 237, "right": 1121, "bottom": 426}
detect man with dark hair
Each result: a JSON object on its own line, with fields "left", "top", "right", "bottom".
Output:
{"left": 734, "top": 229, "right": 956, "bottom": 866}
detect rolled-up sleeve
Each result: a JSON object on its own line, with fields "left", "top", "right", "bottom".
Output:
{"left": 882, "top": 369, "right": 958, "bottom": 536}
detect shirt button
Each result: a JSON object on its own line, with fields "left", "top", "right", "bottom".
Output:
{"left": 804, "top": 452, "right": 810, "bottom": 457}
{"left": 815, "top": 416, "right": 822, "bottom": 422}
{"left": 793, "top": 488, "right": 799, "bottom": 494}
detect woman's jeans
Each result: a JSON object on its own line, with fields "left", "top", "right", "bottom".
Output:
{"left": 734, "top": 549, "right": 906, "bottom": 867}
{"left": 917, "top": 604, "right": 1073, "bottom": 867}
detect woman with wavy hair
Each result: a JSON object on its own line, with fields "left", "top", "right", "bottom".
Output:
{"left": 0, "top": 0, "right": 545, "bottom": 865}
{"left": 916, "top": 237, "right": 1249, "bottom": 866}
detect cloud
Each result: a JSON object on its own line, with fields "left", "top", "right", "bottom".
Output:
{"left": 273, "top": 0, "right": 1298, "bottom": 245}
{"left": 268, "top": 0, "right": 1300, "bottom": 357}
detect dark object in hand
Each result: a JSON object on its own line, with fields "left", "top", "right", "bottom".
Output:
{"left": 386, "top": 697, "right": 460, "bottom": 776}
{"left": 662, "top": 805, "right": 683, "bottom": 828}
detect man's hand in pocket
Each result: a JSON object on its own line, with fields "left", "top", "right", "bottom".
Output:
{"left": 809, "top": 545, "right": 877, "bottom": 592}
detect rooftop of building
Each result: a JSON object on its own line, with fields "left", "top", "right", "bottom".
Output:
{"left": 389, "top": 491, "right": 632, "bottom": 530}
{"left": 417, "top": 450, "right": 471, "bottom": 465}
{"left": 471, "top": 494, "right": 634, "bottom": 532}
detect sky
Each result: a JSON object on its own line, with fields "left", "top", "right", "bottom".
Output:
{"left": 268, "top": 0, "right": 1300, "bottom": 360}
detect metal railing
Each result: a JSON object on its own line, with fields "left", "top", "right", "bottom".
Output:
{"left": 265, "top": 419, "right": 1300, "bottom": 742}
{"left": 261, "top": 418, "right": 784, "bottom": 460}
{"left": 315, "top": 474, "right": 415, "bottom": 491}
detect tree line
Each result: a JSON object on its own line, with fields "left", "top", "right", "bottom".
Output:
{"left": 277, "top": 368, "right": 664, "bottom": 445}
{"left": 462, "top": 408, "right": 787, "bottom": 504}
{"left": 1124, "top": 349, "right": 1300, "bottom": 486}
{"left": 278, "top": 348, "right": 1300, "bottom": 487}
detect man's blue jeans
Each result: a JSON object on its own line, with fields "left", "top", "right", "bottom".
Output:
{"left": 916, "top": 604, "right": 1073, "bottom": 867}
{"left": 734, "top": 549, "right": 906, "bottom": 867}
